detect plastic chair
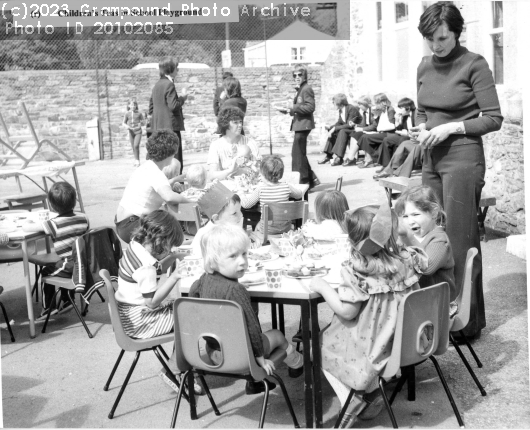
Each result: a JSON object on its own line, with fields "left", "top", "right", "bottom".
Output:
{"left": 99, "top": 269, "right": 188, "bottom": 419}
{"left": 258, "top": 201, "right": 309, "bottom": 246}
{"left": 335, "top": 176, "right": 343, "bottom": 192}
{"left": 0, "top": 286, "right": 15, "bottom": 342}
{"left": 170, "top": 297, "right": 300, "bottom": 429}
{"left": 170, "top": 203, "right": 202, "bottom": 234}
{"left": 335, "top": 282, "right": 464, "bottom": 429}
{"left": 449, "top": 247, "right": 486, "bottom": 396}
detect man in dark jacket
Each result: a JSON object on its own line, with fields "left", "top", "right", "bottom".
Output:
{"left": 149, "top": 57, "right": 187, "bottom": 174}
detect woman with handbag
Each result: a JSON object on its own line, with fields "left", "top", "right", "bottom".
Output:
{"left": 123, "top": 98, "right": 145, "bottom": 167}
{"left": 356, "top": 93, "right": 396, "bottom": 168}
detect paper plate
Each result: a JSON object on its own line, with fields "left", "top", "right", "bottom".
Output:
{"left": 248, "top": 251, "right": 279, "bottom": 263}
{"left": 283, "top": 268, "right": 329, "bottom": 279}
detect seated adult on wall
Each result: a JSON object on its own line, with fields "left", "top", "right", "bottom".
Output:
{"left": 342, "top": 95, "right": 374, "bottom": 167}
{"left": 208, "top": 106, "right": 261, "bottom": 181}
{"left": 114, "top": 130, "right": 192, "bottom": 243}
{"left": 318, "top": 93, "right": 362, "bottom": 166}
{"left": 357, "top": 93, "right": 396, "bottom": 168}
{"left": 373, "top": 139, "right": 424, "bottom": 180}
{"left": 217, "top": 77, "right": 247, "bottom": 135}
{"left": 376, "top": 97, "right": 417, "bottom": 170}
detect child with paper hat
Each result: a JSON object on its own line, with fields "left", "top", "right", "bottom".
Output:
{"left": 190, "top": 182, "right": 243, "bottom": 256}
{"left": 309, "top": 202, "right": 428, "bottom": 428}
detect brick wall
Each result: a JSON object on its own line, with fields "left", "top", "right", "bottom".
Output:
{"left": 0, "top": 66, "right": 323, "bottom": 162}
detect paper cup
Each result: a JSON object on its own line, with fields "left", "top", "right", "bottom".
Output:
{"left": 37, "top": 210, "right": 50, "bottom": 222}
{"left": 180, "top": 256, "right": 204, "bottom": 277}
{"left": 334, "top": 234, "right": 352, "bottom": 256}
{"left": 264, "top": 263, "right": 283, "bottom": 289}
{"left": 278, "top": 238, "right": 294, "bottom": 257}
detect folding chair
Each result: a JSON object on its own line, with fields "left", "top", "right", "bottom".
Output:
{"left": 256, "top": 201, "right": 309, "bottom": 246}
{"left": 335, "top": 176, "right": 343, "bottom": 192}
{"left": 170, "top": 297, "right": 300, "bottom": 429}
{"left": 99, "top": 269, "right": 188, "bottom": 419}
{"left": 335, "top": 282, "right": 464, "bottom": 429}
{"left": 0, "top": 286, "right": 15, "bottom": 342}
{"left": 449, "top": 247, "right": 487, "bottom": 396}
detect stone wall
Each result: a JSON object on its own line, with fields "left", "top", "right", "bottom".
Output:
{"left": 0, "top": 66, "right": 323, "bottom": 162}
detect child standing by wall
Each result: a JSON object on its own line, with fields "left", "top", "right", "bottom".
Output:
{"left": 395, "top": 185, "right": 457, "bottom": 312}
{"left": 122, "top": 98, "right": 145, "bottom": 167}
{"left": 190, "top": 223, "right": 303, "bottom": 394}
{"left": 23, "top": 182, "right": 89, "bottom": 319}
{"left": 309, "top": 203, "right": 427, "bottom": 428}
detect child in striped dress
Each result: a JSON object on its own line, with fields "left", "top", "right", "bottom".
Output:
{"left": 115, "top": 210, "right": 184, "bottom": 339}
{"left": 240, "top": 155, "right": 303, "bottom": 238}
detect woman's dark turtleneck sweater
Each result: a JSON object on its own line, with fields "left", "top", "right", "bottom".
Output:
{"left": 416, "top": 41, "right": 503, "bottom": 146}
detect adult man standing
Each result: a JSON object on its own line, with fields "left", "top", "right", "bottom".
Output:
{"left": 149, "top": 57, "right": 187, "bottom": 174}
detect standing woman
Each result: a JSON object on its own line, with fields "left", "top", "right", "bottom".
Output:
{"left": 279, "top": 66, "right": 320, "bottom": 188}
{"left": 149, "top": 57, "right": 187, "bottom": 174}
{"left": 412, "top": 2, "right": 503, "bottom": 338}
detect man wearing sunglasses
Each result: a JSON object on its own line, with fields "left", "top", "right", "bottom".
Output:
{"left": 277, "top": 66, "right": 320, "bottom": 189}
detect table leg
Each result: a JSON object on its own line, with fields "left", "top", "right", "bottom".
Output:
{"left": 21, "top": 239, "right": 36, "bottom": 338}
{"left": 310, "top": 300, "right": 323, "bottom": 428}
{"left": 271, "top": 304, "right": 277, "bottom": 330}
{"left": 279, "top": 304, "right": 285, "bottom": 334}
{"left": 301, "top": 301, "right": 313, "bottom": 428}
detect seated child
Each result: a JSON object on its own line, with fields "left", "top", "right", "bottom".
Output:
{"left": 162, "top": 158, "right": 186, "bottom": 193}
{"left": 190, "top": 223, "right": 304, "bottom": 394}
{"left": 395, "top": 185, "right": 458, "bottom": 316}
{"left": 303, "top": 190, "right": 349, "bottom": 241}
{"left": 309, "top": 203, "right": 428, "bottom": 427}
{"left": 23, "top": 182, "right": 90, "bottom": 319}
{"left": 240, "top": 155, "right": 303, "bottom": 238}
{"left": 235, "top": 144, "right": 260, "bottom": 176}
{"left": 181, "top": 164, "right": 208, "bottom": 202}
{"left": 115, "top": 209, "right": 184, "bottom": 339}
{"left": 191, "top": 182, "right": 244, "bottom": 257}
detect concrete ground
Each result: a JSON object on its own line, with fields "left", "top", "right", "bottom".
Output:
{"left": 1, "top": 146, "right": 529, "bottom": 428}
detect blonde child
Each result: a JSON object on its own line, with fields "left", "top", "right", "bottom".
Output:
{"left": 395, "top": 185, "right": 457, "bottom": 314}
{"left": 235, "top": 144, "right": 260, "bottom": 175}
{"left": 191, "top": 182, "right": 244, "bottom": 256}
{"left": 190, "top": 223, "right": 303, "bottom": 394}
{"left": 240, "top": 155, "right": 303, "bottom": 238}
{"left": 181, "top": 164, "right": 208, "bottom": 201}
{"left": 122, "top": 98, "right": 145, "bottom": 167}
{"left": 309, "top": 204, "right": 427, "bottom": 428}
{"left": 303, "top": 190, "right": 349, "bottom": 241}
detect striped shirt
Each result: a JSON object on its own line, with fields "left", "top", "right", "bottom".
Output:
{"left": 42, "top": 212, "right": 89, "bottom": 258}
{"left": 240, "top": 181, "right": 303, "bottom": 209}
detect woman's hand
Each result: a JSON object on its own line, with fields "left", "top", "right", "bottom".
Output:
{"left": 256, "top": 356, "right": 275, "bottom": 375}
{"left": 418, "top": 123, "right": 455, "bottom": 148}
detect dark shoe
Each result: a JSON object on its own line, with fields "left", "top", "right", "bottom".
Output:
{"left": 309, "top": 178, "right": 321, "bottom": 189}
{"left": 373, "top": 172, "right": 392, "bottom": 180}
{"left": 245, "top": 379, "right": 276, "bottom": 395}
{"left": 358, "top": 161, "right": 374, "bottom": 169}
{"left": 359, "top": 389, "right": 384, "bottom": 420}
{"left": 375, "top": 166, "right": 385, "bottom": 174}
{"left": 331, "top": 158, "right": 343, "bottom": 166}
{"left": 288, "top": 366, "right": 304, "bottom": 378}
{"left": 292, "top": 329, "right": 304, "bottom": 343}
{"left": 318, "top": 157, "right": 331, "bottom": 164}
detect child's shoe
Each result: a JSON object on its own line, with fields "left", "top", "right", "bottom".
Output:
{"left": 159, "top": 370, "right": 203, "bottom": 395}
{"left": 245, "top": 379, "right": 276, "bottom": 395}
{"left": 284, "top": 344, "right": 304, "bottom": 378}
{"left": 358, "top": 389, "right": 384, "bottom": 420}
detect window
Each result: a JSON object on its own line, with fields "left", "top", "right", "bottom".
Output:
{"left": 376, "top": 2, "right": 382, "bottom": 30}
{"left": 291, "top": 47, "right": 297, "bottom": 61}
{"left": 299, "top": 47, "right": 306, "bottom": 60}
{"left": 291, "top": 47, "right": 306, "bottom": 62}
{"left": 395, "top": 2, "right": 408, "bottom": 23}
{"left": 490, "top": 1, "right": 504, "bottom": 84}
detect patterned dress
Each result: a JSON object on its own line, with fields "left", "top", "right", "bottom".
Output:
{"left": 320, "top": 247, "right": 428, "bottom": 391}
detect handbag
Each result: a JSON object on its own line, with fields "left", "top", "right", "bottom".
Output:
{"left": 377, "top": 109, "right": 395, "bottom": 132}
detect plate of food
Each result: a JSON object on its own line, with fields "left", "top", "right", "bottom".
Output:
{"left": 283, "top": 262, "right": 329, "bottom": 279}
{"left": 248, "top": 250, "right": 279, "bottom": 263}
{"left": 240, "top": 269, "right": 266, "bottom": 287}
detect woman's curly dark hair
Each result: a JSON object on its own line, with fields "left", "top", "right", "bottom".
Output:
{"left": 131, "top": 210, "right": 184, "bottom": 256}
{"left": 217, "top": 106, "right": 245, "bottom": 136}
{"left": 146, "top": 129, "right": 179, "bottom": 161}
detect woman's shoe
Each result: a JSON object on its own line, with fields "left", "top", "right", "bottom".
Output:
{"left": 318, "top": 157, "right": 331, "bottom": 164}
{"left": 358, "top": 161, "right": 374, "bottom": 169}
{"left": 331, "top": 158, "right": 343, "bottom": 166}
{"left": 375, "top": 166, "right": 385, "bottom": 174}
{"left": 373, "top": 172, "right": 392, "bottom": 180}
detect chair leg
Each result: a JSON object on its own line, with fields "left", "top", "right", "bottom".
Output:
{"left": 459, "top": 330, "right": 483, "bottom": 367}
{"left": 295, "top": 318, "right": 302, "bottom": 353}
{"left": 42, "top": 288, "right": 60, "bottom": 334}
{"left": 379, "top": 377, "right": 398, "bottom": 429}
{"left": 171, "top": 370, "right": 190, "bottom": 428}
{"left": 270, "top": 373, "right": 300, "bottom": 428}
{"left": 109, "top": 351, "right": 141, "bottom": 419}
{"left": 197, "top": 374, "right": 221, "bottom": 416}
{"left": 429, "top": 356, "right": 465, "bottom": 428}
{"left": 67, "top": 290, "right": 93, "bottom": 339}
{"left": 104, "top": 349, "right": 125, "bottom": 391}
{"left": 258, "top": 379, "right": 270, "bottom": 429}
{"left": 153, "top": 347, "right": 189, "bottom": 403}
{"left": 0, "top": 301, "right": 15, "bottom": 342}
{"left": 158, "top": 344, "right": 170, "bottom": 361}
{"left": 187, "top": 371, "right": 198, "bottom": 420}
{"left": 334, "top": 389, "right": 355, "bottom": 428}
{"left": 96, "top": 289, "right": 106, "bottom": 303}
{"left": 32, "top": 265, "right": 41, "bottom": 302}
{"left": 450, "top": 335, "right": 487, "bottom": 396}
{"left": 406, "top": 366, "right": 416, "bottom": 401}
{"left": 388, "top": 373, "right": 408, "bottom": 406}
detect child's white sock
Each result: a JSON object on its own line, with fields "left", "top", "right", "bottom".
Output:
{"left": 284, "top": 343, "right": 303, "bottom": 369}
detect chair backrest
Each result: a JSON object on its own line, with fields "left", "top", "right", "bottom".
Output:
{"left": 173, "top": 297, "right": 266, "bottom": 380}
{"left": 382, "top": 282, "right": 450, "bottom": 378}
{"left": 335, "top": 176, "right": 343, "bottom": 192}
{"left": 262, "top": 201, "right": 309, "bottom": 244}
{"left": 171, "top": 203, "right": 202, "bottom": 233}
{"left": 451, "top": 248, "right": 479, "bottom": 332}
